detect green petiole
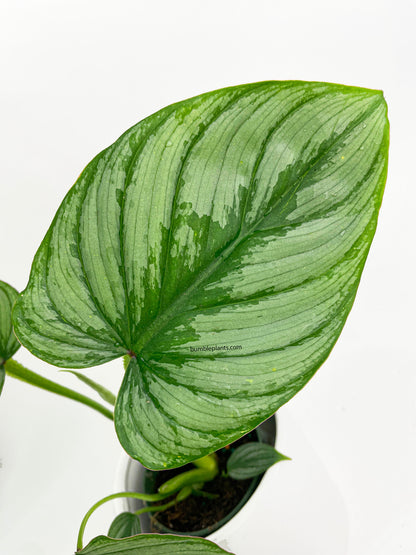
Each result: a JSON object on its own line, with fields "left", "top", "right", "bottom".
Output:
{"left": 158, "top": 454, "right": 219, "bottom": 495}
{"left": 5, "top": 359, "right": 114, "bottom": 421}
{"left": 134, "top": 486, "right": 193, "bottom": 516}
{"left": 122, "top": 354, "right": 131, "bottom": 371}
{"left": 76, "top": 491, "right": 172, "bottom": 550}
{"left": 78, "top": 455, "right": 218, "bottom": 550}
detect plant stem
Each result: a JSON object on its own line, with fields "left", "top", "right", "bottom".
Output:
{"left": 193, "top": 453, "right": 218, "bottom": 471}
{"left": 158, "top": 453, "right": 219, "bottom": 495}
{"left": 134, "top": 485, "right": 193, "bottom": 517}
{"left": 77, "top": 491, "right": 172, "bottom": 551}
{"left": 192, "top": 489, "right": 219, "bottom": 499}
{"left": 4, "top": 359, "right": 114, "bottom": 421}
{"left": 134, "top": 498, "right": 177, "bottom": 516}
{"left": 123, "top": 354, "right": 130, "bottom": 370}
{"left": 61, "top": 370, "right": 116, "bottom": 406}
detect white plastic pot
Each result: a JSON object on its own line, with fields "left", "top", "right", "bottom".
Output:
{"left": 114, "top": 416, "right": 277, "bottom": 551}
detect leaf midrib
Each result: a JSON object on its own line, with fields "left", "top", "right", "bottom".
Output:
{"left": 133, "top": 94, "right": 383, "bottom": 357}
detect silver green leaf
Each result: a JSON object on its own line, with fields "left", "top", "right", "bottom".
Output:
{"left": 227, "top": 442, "right": 290, "bottom": 480}
{"left": 13, "top": 81, "right": 389, "bottom": 469}
{"left": 108, "top": 512, "right": 141, "bottom": 539}
{"left": 77, "top": 534, "right": 233, "bottom": 554}
{"left": 0, "top": 280, "right": 20, "bottom": 363}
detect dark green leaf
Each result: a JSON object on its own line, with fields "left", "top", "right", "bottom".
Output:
{"left": 63, "top": 370, "right": 116, "bottom": 405}
{"left": 13, "top": 82, "right": 389, "bottom": 469}
{"left": 227, "top": 442, "right": 289, "bottom": 480}
{"left": 0, "top": 280, "right": 20, "bottom": 365}
{"left": 108, "top": 512, "right": 141, "bottom": 539}
{"left": 77, "top": 534, "right": 233, "bottom": 554}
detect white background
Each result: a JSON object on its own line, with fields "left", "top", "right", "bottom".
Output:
{"left": 1, "top": 1, "right": 415, "bottom": 554}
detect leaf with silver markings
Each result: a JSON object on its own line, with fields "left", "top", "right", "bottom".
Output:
{"left": 77, "top": 534, "right": 233, "bottom": 554}
{"left": 13, "top": 81, "right": 389, "bottom": 469}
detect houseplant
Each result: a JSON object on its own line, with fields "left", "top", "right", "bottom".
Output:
{"left": 2, "top": 80, "right": 389, "bottom": 553}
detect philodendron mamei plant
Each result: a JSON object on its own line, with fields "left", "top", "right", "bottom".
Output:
{"left": 1, "top": 80, "right": 389, "bottom": 554}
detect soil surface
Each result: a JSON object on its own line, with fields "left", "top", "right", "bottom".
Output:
{"left": 148, "top": 431, "right": 259, "bottom": 533}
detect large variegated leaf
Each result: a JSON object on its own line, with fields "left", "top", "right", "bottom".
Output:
{"left": 78, "top": 534, "right": 233, "bottom": 554}
{"left": 1, "top": 281, "right": 20, "bottom": 393}
{"left": 13, "top": 81, "right": 389, "bottom": 469}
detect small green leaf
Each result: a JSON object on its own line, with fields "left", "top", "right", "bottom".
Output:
{"left": 13, "top": 82, "right": 389, "bottom": 469}
{"left": 77, "top": 534, "right": 233, "bottom": 554}
{"left": 0, "top": 280, "right": 20, "bottom": 364}
{"left": 227, "top": 442, "right": 290, "bottom": 480}
{"left": 62, "top": 370, "right": 116, "bottom": 405}
{"left": 108, "top": 512, "right": 141, "bottom": 539}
